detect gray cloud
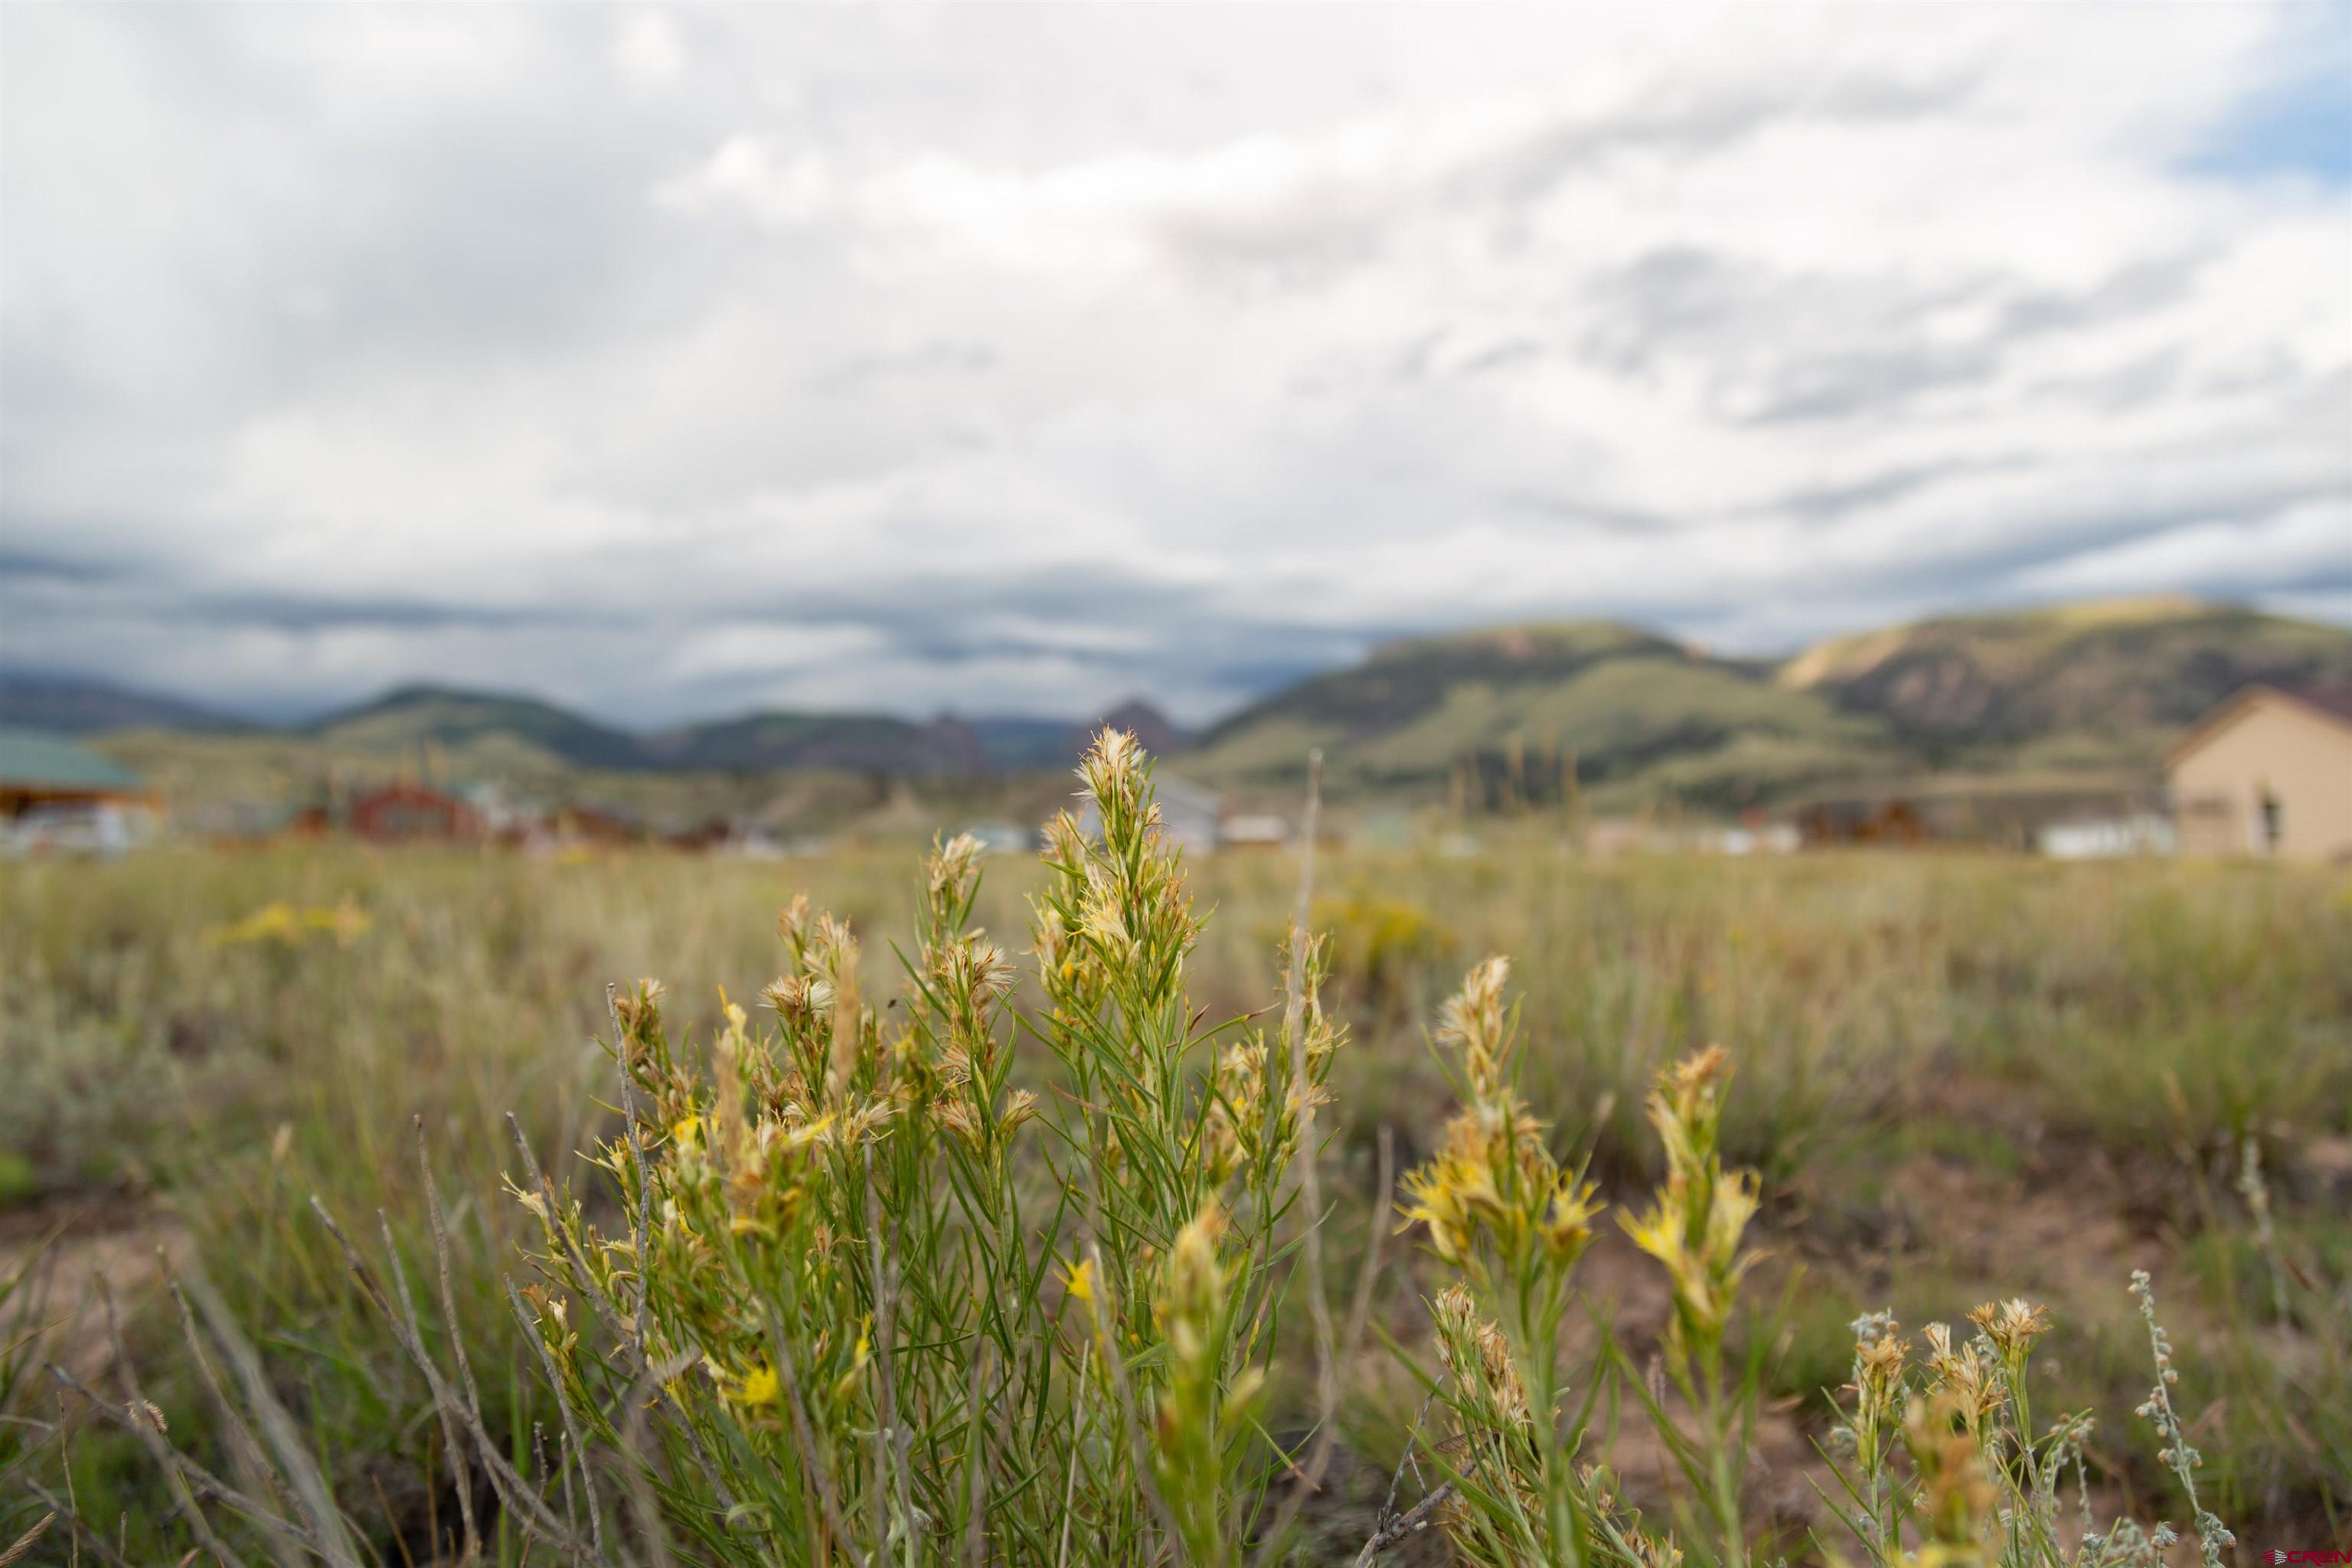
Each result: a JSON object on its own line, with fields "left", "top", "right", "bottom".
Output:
{"left": 0, "top": 547, "right": 130, "bottom": 586}
{"left": 1576, "top": 248, "right": 2213, "bottom": 425}
{"left": 1770, "top": 457, "right": 2034, "bottom": 523}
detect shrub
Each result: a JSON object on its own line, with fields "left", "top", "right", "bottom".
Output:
{"left": 1305, "top": 890, "right": 1455, "bottom": 1021}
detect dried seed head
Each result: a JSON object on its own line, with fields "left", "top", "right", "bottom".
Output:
{"left": 928, "top": 831, "right": 984, "bottom": 912}
{"left": 941, "top": 938, "right": 1017, "bottom": 1008}
{"left": 1922, "top": 1321, "right": 2004, "bottom": 1429}
{"left": 763, "top": 973, "right": 814, "bottom": 1027}
{"left": 1201, "top": 1040, "right": 1269, "bottom": 1185}
{"left": 1968, "top": 1296, "right": 2051, "bottom": 1360}
{"left": 936, "top": 1099, "right": 980, "bottom": 1148}
{"left": 614, "top": 977, "right": 668, "bottom": 1065}
{"left": 1080, "top": 877, "right": 1135, "bottom": 957}
{"left": 1661, "top": 1044, "right": 1730, "bottom": 1116}
{"left": 1847, "top": 1313, "right": 1909, "bottom": 1449}
{"left": 1040, "top": 810, "right": 1086, "bottom": 873}
{"left": 1430, "top": 1282, "right": 1534, "bottom": 1433}
{"left": 1438, "top": 956, "right": 1512, "bottom": 1096}
{"left": 997, "top": 1087, "right": 1040, "bottom": 1138}
{"left": 1080, "top": 727, "right": 1143, "bottom": 808}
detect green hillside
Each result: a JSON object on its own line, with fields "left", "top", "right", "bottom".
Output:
{"left": 312, "top": 685, "right": 645, "bottom": 769}
{"left": 648, "top": 711, "right": 976, "bottom": 775}
{"left": 1186, "top": 599, "right": 2352, "bottom": 808}
{"left": 1187, "top": 622, "right": 1899, "bottom": 806}
{"left": 302, "top": 688, "right": 995, "bottom": 776}
{"left": 1782, "top": 598, "right": 2352, "bottom": 766}
{"left": 1202, "top": 622, "right": 1681, "bottom": 738}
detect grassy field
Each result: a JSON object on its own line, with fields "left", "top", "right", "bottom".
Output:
{"left": 3, "top": 830, "right": 2347, "bottom": 1561}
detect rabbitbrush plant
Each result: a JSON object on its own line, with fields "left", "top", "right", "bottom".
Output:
{"left": 43, "top": 733, "right": 2244, "bottom": 1568}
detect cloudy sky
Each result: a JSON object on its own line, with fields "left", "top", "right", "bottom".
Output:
{"left": 4, "top": 5, "right": 2347, "bottom": 726}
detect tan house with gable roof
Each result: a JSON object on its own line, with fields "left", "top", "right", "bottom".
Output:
{"left": 2164, "top": 686, "right": 2352, "bottom": 863}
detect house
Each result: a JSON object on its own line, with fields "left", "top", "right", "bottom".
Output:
{"left": 0, "top": 725, "right": 158, "bottom": 853}
{"left": 552, "top": 805, "right": 643, "bottom": 847}
{"left": 460, "top": 781, "right": 546, "bottom": 843}
{"left": 1797, "top": 798, "right": 1927, "bottom": 848}
{"left": 2037, "top": 814, "right": 2175, "bottom": 860}
{"left": 957, "top": 820, "right": 1036, "bottom": 856}
{"left": 348, "top": 783, "right": 482, "bottom": 844}
{"left": 1076, "top": 770, "right": 1222, "bottom": 853}
{"left": 0, "top": 726, "right": 152, "bottom": 815}
{"left": 1218, "top": 814, "right": 1290, "bottom": 848}
{"left": 2165, "top": 686, "right": 2352, "bottom": 863}
{"left": 662, "top": 817, "right": 735, "bottom": 853}
{"left": 1714, "top": 823, "right": 1801, "bottom": 856}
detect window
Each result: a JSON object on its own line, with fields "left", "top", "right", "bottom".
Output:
{"left": 2257, "top": 786, "right": 2282, "bottom": 853}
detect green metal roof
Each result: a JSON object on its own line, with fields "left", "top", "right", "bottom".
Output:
{"left": 0, "top": 726, "right": 145, "bottom": 792}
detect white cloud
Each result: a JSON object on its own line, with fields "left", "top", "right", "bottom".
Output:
{"left": 2, "top": 4, "right": 2345, "bottom": 724}
{"left": 657, "top": 135, "right": 833, "bottom": 226}
{"left": 612, "top": 12, "right": 686, "bottom": 95}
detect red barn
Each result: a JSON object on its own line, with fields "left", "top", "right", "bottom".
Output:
{"left": 348, "top": 784, "right": 481, "bottom": 844}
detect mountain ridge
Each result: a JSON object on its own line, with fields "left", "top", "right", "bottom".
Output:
{"left": 1184, "top": 599, "right": 2352, "bottom": 806}
{"left": 0, "top": 670, "right": 254, "bottom": 736}
{"left": 47, "top": 679, "right": 1197, "bottom": 779}
{"left": 22, "top": 599, "right": 2352, "bottom": 805}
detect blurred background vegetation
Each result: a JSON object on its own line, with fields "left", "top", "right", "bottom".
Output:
{"left": 4, "top": 841, "right": 2347, "bottom": 1557}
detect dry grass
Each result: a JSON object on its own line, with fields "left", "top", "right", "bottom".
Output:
{"left": 2, "top": 754, "right": 2347, "bottom": 1562}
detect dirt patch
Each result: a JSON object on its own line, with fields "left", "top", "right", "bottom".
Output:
{"left": 1870, "top": 1149, "right": 2166, "bottom": 1299}
{"left": 2, "top": 1197, "right": 191, "bottom": 1387}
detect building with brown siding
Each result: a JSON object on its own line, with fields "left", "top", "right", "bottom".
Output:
{"left": 2165, "top": 686, "right": 2352, "bottom": 863}
{"left": 0, "top": 725, "right": 152, "bottom": 817}
{"left": 0, "top": 726, "right": 158, "bottom": 852}
{"left": 348, "top": 783, "right": 482, "bottom": 844}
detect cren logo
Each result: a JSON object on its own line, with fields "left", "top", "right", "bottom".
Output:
{"left": 2272, "top": 1553, "right": 2352, "bottom": 1565}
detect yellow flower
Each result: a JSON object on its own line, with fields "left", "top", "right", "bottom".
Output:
{"left": 305, "top": 898, "right": 371, "bottom": 946}
{"left": 831, "top": 1319, "right": 874, "bottom": 1405}
{"left": 212, "top": 900, "right": 371, "bottom": 948}
{"left": 1063, "top": 1257, "right": 1097, "bottom": 1307}
{"left": 724, "top": 1363, "right": 781, "bottom": 1407}
{"left": 1399, "top": 1154, "right": 1485, "bottom": 1264}
{"left": 211, "top": 902, "right": 299, "bottom": 946}
{"left": 1537, "top": 1176, "right": 1601, "bottom": 1266}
